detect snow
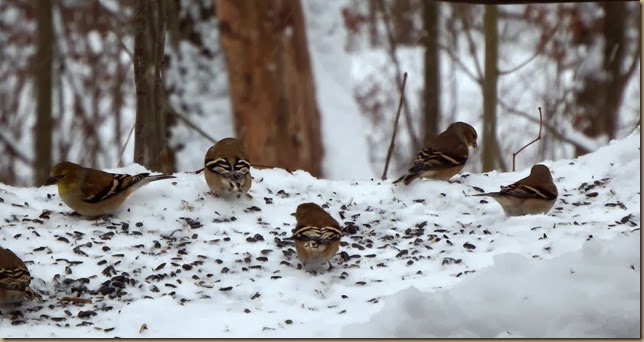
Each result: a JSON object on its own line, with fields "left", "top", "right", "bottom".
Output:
{"left": 0, "top": 127, "right": 639, "bottom": 338}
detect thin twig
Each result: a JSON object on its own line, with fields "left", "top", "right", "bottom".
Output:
{"left": 458, "top": 10, "right": 484, "bottom": 81}
{"left": 498, "top": 22, "right": 561, "bottom": 76}
{"left": 376, "top": 0, "right": 420, "bottom": 151}
{"left": 166, "top": 104, "right": 218, "bottom": 144}
{"left": 381, "top": 72, "right": 408, "bottom": 180}
{"left": 498, "top": 99, "right": 590, "bottom": 152}
{"left": 59, "top": 297, "right": 92, "bottom": 304}
{"left": 512, "top": 107, "right": 542, "bottom": 171}
{"left": 0, "top": 131, "right": 32, "bottom": 165}
{"left": 118, "top": 123, "right": 136, "bottom": 168}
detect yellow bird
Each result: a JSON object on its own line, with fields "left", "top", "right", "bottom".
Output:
{"left": 46, "top": 161, "right": 175, "bottom": 217}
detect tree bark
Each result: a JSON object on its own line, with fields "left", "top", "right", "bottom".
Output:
{"left": 422, "top": 0, "right": 440, "bottom": 144}
{"left": 34, "top": 0, "right": 53, "bottom": 185}
{"left": 574, "top": 2, "right": 636, "bottom": 156}
{"left": 216, "top": 0, "right": 323, "bottom": 177}
{"left": 482, "top": 4, "right": 498, "bottom": 172}
{"left": 133, "top": 0, "right": 172, "bottom": 173}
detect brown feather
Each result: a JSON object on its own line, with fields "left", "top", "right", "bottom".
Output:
{"left": 394, "top": 122, "right": 477, "bottom": 185}
{"left": 474, "top": 164, "right": 558, "bottom": 216}
{"left": 0, "top": 246, "right": 41, "bottom": 304}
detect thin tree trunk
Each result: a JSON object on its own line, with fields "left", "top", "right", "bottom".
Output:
{"left": 133, "top": 0, "right": 149, "bottom": 167}
{"left": 133, "top": 0, "right": 171, "bottom": 173}
{"left": 482, "top": 4, "right": 498, "bottom": 172}
{"left": 154, "top": 0, "right": 171, "bottom": 173}
{"left": 34, "top": 0, "right": 54, "bottom": 185}
{"left": 216, "top": 0, "right": 323, "bottom": 177}
{"left": 422, "top": 0, "right": 440, "bottom": 144}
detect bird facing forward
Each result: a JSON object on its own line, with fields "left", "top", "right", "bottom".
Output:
{"left": 394, "top": 122, "right": 478, "bottom": 185}
{"left": 472, "top": 164, "right": 558, "bottom": 216}
{"left": 204, "top": 138, "right": 252, "bottom": 198}
{"left": 0, "top": 246, "right": 41, "bottom": 305}
{"left": 46, "top": 161, "right": 176, "bottom": 217}
{"left": 291, "top": 203, "right": 343, "bottom": 271}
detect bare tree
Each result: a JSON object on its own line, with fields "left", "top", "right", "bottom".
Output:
{"left": 133, "top": 0, "right": 172, "bottom": 173}
{"left": 216, "top": 0, "right": 324, "bottom": 176}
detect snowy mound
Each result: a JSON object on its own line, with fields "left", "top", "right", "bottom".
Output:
{"left": 0, "top": 128, "right": 639, "bottom": 338}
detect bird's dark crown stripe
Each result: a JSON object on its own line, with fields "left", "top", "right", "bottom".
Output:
{"left": 234, "top": 158, "right": 250, "bottom": 172}
{"left": 205, "top": 158, "right": 233, "bottom": 173}
{"left": 293, "top": 225, "right": 342, "bottom": 240}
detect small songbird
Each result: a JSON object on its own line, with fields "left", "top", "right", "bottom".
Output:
{"left": 204, "top": 138, "right": 252, "bottom": 198}
{"left": 394, "top": 122, "right": 478, "bottom": 185}
{"left": 291, "top": 203, "right": 343, "bottom": 271}
{"left": 46, "top": 161, "right": 176, "bottom": 217}
{"left": 0, "top": 246, "right": 41, "bottom": 305}
{"left": 472, "top": 164, "right": 558, "bottom": 216}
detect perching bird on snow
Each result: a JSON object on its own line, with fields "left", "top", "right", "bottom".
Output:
{"left": 46, "top": 161, "right": 176, "bottom": 217}
{"left": 0, "top": 246, "right": 41, "bottom": 305}
{"left": 292, "top": 203, "right": 343, "bottom": 271}
{"left": 472, "top": 164, "right": 558, "bottom": 216}
{"left": 393, "top": 122, "right": 478, "bottom": 185}
{"left": 204, "top": 138, "right": 252, "bottom": 198}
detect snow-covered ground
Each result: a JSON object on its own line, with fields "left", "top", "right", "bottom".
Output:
{"left": 0, "top": 127, "right": 639, "bottom": 338}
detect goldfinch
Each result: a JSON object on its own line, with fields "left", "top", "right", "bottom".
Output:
{"left": 473, "top": 164, "right": 558, "bottom": 216}
{"left": 0, "top": 246, "right": 41, "bottom": 305}
{"left": 46, "top": 161, "right": 175, "bottom": 217}
{"left": 291, "top": 203, "right": 343, "bottom": 271}
{"left": 394, "top": 122, "right": 478, "bottom": 185}
{"left": 204, "top": 138, "right": 252, "bottom": 198}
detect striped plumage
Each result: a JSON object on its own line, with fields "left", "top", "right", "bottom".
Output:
{"left": 46, "top": 161, "right": 176, "bottom": 217}
{"left": 0, "top": 246, "right": 41, "bottom": 304}
{"left": 394, "top": 122, "right": 478, "bottom": 185}
{"left": 204, "top": 138, "right": 252, "bottom": 197}
{"left": 473, "top": 164, "right": 558, "bottom": 216}
{"left": 292, "top": 203, "right": 343, "bottom": 270}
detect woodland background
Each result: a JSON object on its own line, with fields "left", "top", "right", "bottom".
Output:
{"left": 0, "top": 0, "right": 640, "bottom": 186}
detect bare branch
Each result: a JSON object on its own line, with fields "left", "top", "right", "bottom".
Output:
{"left": 0, "top": 131, "right": 32, "bottom": 165}
{"left": 458, "top": 9, "right": 484, "bottom": 81}
{"left": 498, "top": 98, "right": 595, "bottom": 153}
{"left": 376, "top": 0, "right": 420, "bottom": 151}
{"left": 438, "top": 42, "right": 482, "bottom": 85}
{"left": 118, "top": 123, "right": 136, "bottom": 168}
{"left": 382, "top": 72, "right": 408, "bottom": 180}
{"left": 498, "top": 22, "right": 561, "bottom": 76}
{"left": 165, "top": 103, "right": 218, "bottom": 144}
{"left": 512, "top": 107, "right": 542, "bottom": 171}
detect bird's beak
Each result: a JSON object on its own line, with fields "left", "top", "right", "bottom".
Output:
{"left": 290, "top": 212, "right": 296, "bottom": 216}
{"left": 45, "top": 176, "right": 59, "bottom": 185}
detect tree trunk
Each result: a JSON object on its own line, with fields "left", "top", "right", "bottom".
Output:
{"left": 482, "top": 4, "right": 498, "bottom": 172}
{"left": 216, "top": 0, "right": 323, "bottom": 177}
{"left": 574, "top": 2, "right": 634, "bottom": 157}
{"left": 422, "top": 0, "right": 440, "bottom": 144}
{"left": 391, "top": 0, "right": 415, "bottom": 45}
{"left": 133, "top": 0, "right": 172, "bottom": 173}
{"left": 34, "top": 0, "right": 53, "bottom": 185}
